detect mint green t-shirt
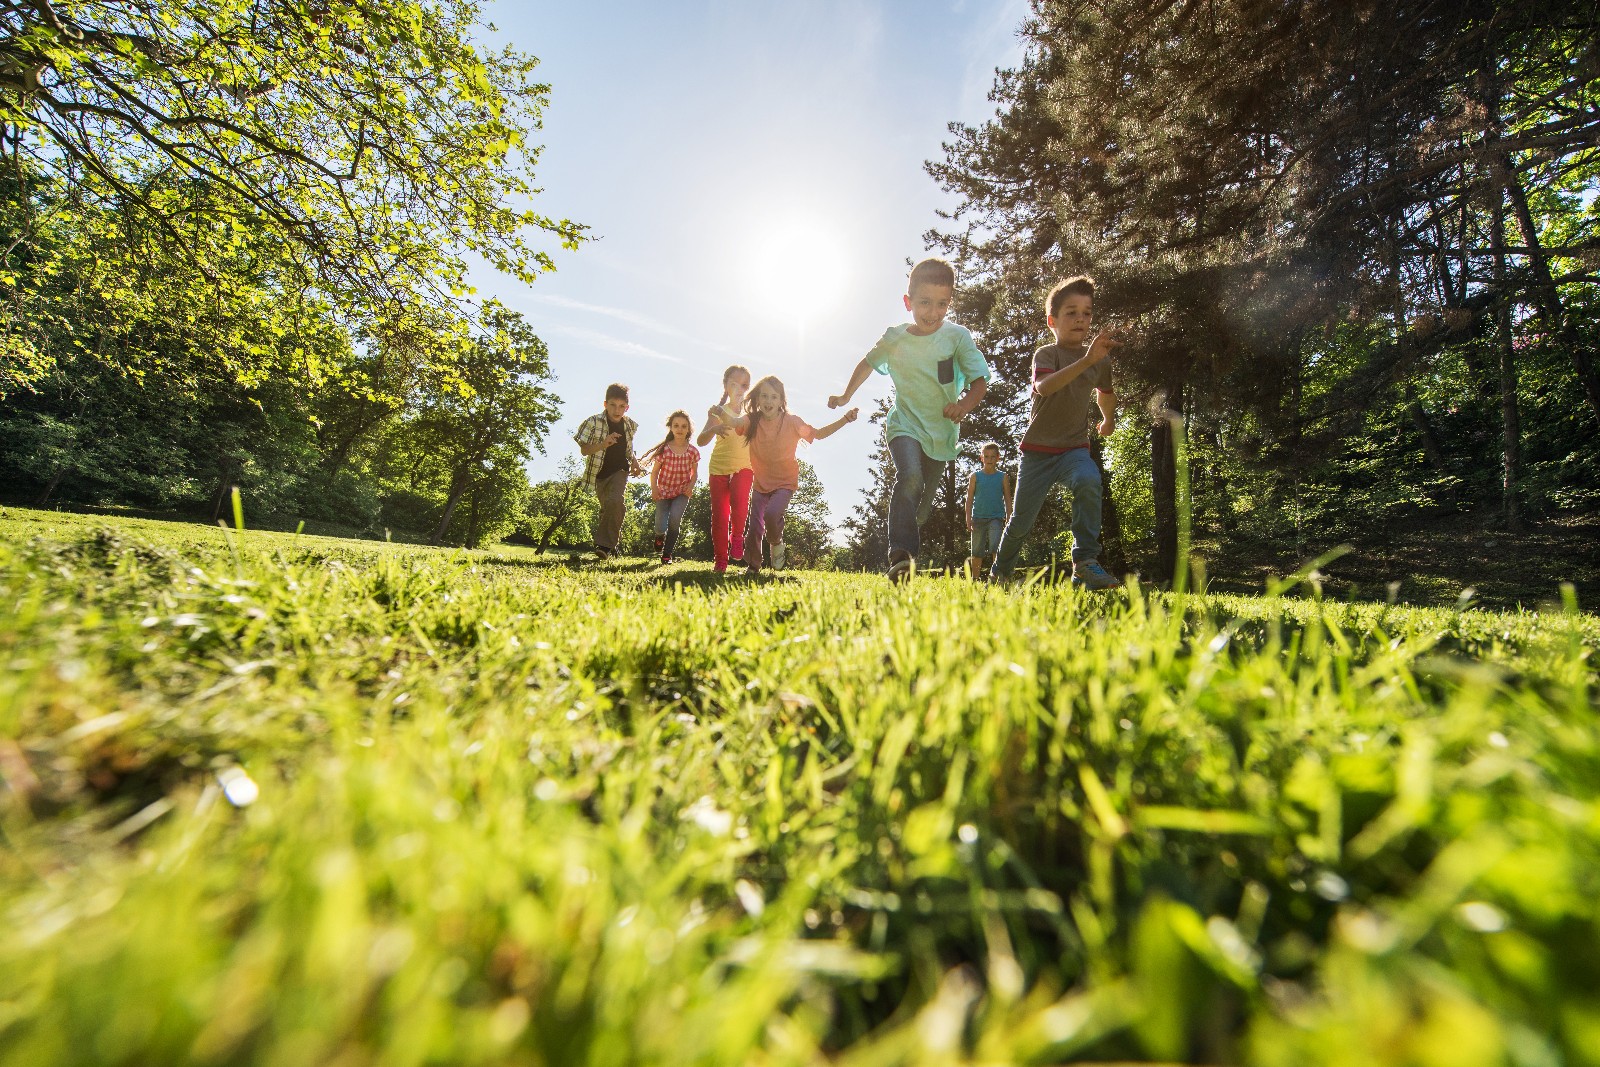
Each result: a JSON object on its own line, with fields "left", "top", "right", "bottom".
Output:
{"left": 867, "top": 322, "right": 990, "bottom": 462}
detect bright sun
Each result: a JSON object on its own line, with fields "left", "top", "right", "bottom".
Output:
{"left": 745, "top": 215, "right": 850, "bottom": 312}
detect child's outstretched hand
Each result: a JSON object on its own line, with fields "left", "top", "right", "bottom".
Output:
{"left": 942, "top": 401, "right": 969, "bottom": 422}
{"left": 705, "top": 405, "right": 729, "bottom": 435}
{"left": 1088, "top": 323, "right": 1125, "bottom": 364}
{"left": 828, "top": 394, "right": 850, "bottom": 409}
{"left": 842, "top": 407, "right": 860, "bottom": 423}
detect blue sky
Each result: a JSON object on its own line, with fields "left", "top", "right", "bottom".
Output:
{"left": 473, "top": 0, "right": 1031, "bottom": 527}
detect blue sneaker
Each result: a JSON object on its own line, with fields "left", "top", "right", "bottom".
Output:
{"left": 1072, "top": 559, "right": 1120, "bottom": 590}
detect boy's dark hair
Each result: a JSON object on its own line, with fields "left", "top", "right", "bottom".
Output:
{"left": 605, "top": 383, "right": 629, "bottom": 402}
{"left": 908, "top": 257, "right": 956, "bottom": 292}
{"left": 1047, "top": 276, "right": 1096, "bottom": 319}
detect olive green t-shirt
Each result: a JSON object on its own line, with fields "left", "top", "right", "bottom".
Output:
{"left": 1019, "top": 343, "right": 1112, "bottom": 452}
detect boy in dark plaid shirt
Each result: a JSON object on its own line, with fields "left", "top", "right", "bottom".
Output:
{"left": 573, "top": 383, "right": 644, "bottom": 559}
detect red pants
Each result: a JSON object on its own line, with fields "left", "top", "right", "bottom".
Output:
{"left": 709, "top": 468, "right": 753, "bottom": 570}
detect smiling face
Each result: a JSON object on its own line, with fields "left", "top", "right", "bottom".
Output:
{"left": 903, "top": 282, "right": 954, "bottom": 336}
{"left": 725, "top": 369, "right": 751, "bottom": 404}
{"left": 752, "top": 382, "right": 784, "bottom": 415}
{"left": 1049, "top": 293, "right": 1094, "bottom": 347}
{"left": 669, "top": 415, "right": 691, "bottom": 441}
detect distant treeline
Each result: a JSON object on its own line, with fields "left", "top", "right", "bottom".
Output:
{"left": 0, "top": 1, "right": 583, "bottom": 548}
{"left": 840, "top": 0, "right": 1599, "bottom": 578}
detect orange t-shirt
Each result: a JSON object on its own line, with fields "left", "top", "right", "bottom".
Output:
{"left": 740, "top": 413, "right": 815, "bottom": 494}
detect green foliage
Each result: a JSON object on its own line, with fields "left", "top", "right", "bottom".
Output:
{"left": 914, "top": 0, "right": 1600, "bottom": 585}
{"left": 2, "top": 508, "right": 1597, "bottom": 1065}
{"left": 0, "top": 0, "right": 584, "bottom": 316}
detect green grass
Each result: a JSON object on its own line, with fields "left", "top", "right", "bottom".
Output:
{"left": 1, "top": 506, "right": 1597, "bottom": 1066}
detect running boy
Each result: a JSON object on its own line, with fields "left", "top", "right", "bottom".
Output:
{"left": 573, "top": 383, "right": 644, "bottom": 560}
{"left": 828, "top": 257, "right": 989, "bottom": 582}
{"left": 990, "top": 276, "right": 1122, "bottom": 588}
{"left": 965, "top": 442, "right": 1013, "bottom": 579}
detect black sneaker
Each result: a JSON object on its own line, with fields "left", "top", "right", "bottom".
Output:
{"left": 887, "top": 550, "right": 914, "bottom": 584}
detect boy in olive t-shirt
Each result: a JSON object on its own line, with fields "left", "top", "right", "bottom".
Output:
{"left": 991, "top": 276, "right": 1124, "bottom": 588}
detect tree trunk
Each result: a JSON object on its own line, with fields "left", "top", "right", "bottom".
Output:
{"left": 432, "top": 471, "right": 472, "bottom": 543}
{"left": 209, "top": 458, "right": 239, "bottom": 523}
{"left": 1490, "top": 183, "right": 1523, "bottom": 531}
{"left": 1151, "top": 385, "right": 1184, "bottom": 585}
{"left": 1500, "top": 156, "right": 1600, "bottom": 425}
{"left": 1403, "top": 386, "right": 1451, "bottom": 480}
{"left": 34, "top": 467, "right": 64, "bottom": 507}
{"left": 536, "top": 480, "right": 581, "bottom": 554}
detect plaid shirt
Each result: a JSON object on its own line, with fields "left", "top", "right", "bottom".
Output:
{"left": 574, "top": 412, "right": 638, "bottom": 488}
{"left": 650, "top": 444, "right": 700, "bottom": 500}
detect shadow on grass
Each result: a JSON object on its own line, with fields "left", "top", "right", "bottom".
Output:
{"left": 637, "top": 564, "right": 805, "bottom": 591}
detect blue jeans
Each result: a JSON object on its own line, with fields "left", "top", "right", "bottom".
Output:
{"left": 887, "top": 435, "right": 946, "bottom": 560}
{"left": 654, "top": 494, "right": 689, "bottom": 557}
{"left": 970, "top": 517, "right": 1004, "bottom": 558}
{"left": 991, "top": 448, "right": 1102, "bottom": 577}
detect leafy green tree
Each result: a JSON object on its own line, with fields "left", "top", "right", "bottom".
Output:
{"left": 0, "top": 0, "right": 583, "bottom": 319}
{"left": 400, "top": 304, "right": 558, "bottom": 543}
{"left": 927, "top": 0, "right": 1599, "bottom": 578}
{"left": 523, "top": 458, "right": 597, "bottom": 554}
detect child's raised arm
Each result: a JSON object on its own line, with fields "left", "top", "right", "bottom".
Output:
{"left": 1037, "top": 325, "right": 1124, "bottom": 397}
{"left": 828, "top": 358, "right": 873, "bottom": 409}
{"left": 710, "top": 404, "right": 749, "bottom": 432}
{"left": 813, "top": 407, "right": 860, "bottom": 440}
{"left": 697, "top": 405, "right": 729, "bottom": 446}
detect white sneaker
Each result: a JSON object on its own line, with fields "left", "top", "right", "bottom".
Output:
{"left": 770, "top": 542, "right": 786, "bottom": 570}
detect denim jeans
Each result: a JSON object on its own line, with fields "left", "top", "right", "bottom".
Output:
{"left": 654, "top": 494, "right": 689, "bottom": 558}
{"left": 744, "top": 486, "right": 794, "bottom": 570}
{"left": 991, "top": 447, "right": 1102, "bottom": 577}
{"left": 887, "top": 434, "right": 946, "bottom": 560}
{"left": 970, "top": 517, "right": 1004, "bottom": 558}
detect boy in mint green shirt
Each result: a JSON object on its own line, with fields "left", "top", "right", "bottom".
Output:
{"left": 830, "top": 257, "right": 990, "bottom": 581}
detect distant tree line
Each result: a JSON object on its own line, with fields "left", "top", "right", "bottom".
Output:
{"left": 0, "top": 1, "right": 585, "bottom": 546}
{"left": 842, "top": 0, "right": 1599, "bottom": 579}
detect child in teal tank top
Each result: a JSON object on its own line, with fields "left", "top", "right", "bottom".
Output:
{"left": 965, "top": 442, "right": 1013, "bottom": 579}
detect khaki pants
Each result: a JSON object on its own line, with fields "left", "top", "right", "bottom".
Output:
{"left": 593, "top": 470, "right": 628, "bottom": 551}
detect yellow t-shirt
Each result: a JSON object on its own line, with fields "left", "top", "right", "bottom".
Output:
{"left": 708, "top": 426, "right": 752, "bottom": 476}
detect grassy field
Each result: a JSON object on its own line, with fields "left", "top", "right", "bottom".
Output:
{"left": 1, "top": 505, "right": 1597, "bottom": 1066}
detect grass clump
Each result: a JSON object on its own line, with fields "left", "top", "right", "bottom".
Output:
{"left": 1, "top": 506, "right": 1597, "bottom": 1065}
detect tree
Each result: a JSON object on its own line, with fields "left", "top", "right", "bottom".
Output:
{"left": 405, "top": 304, "right": 559, "bottom": 543}
{"left": 928, "top": 0, "right": 1600, "bottom": 577}
{"left": 524, "top": 458, "right": 596, "bottom": 554}
{"left": 0, "top": 0, "right": 584, "bottom": 321}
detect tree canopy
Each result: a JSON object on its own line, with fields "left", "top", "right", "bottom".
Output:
{"left": 893, "top": 0, "right": 1600, "bottom": 582}
{"left": 0, "top": 0, "right": 583, "bottom": 325}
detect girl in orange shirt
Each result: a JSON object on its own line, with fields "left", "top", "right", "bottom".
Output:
{"left": 712, "top": 376, "right": 857, "bottom": 575}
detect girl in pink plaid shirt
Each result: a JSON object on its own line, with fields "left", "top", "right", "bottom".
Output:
{"left": 642, "top": 410, "right": 701, "bottom": 563}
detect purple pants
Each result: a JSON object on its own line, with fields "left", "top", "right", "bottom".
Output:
{"left": 743, "top": 487, "right": 793, "bottom": 570}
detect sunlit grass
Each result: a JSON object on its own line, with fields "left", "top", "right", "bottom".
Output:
{"left": 1, "top": 506, "right": 1596, "bottom": 1065}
